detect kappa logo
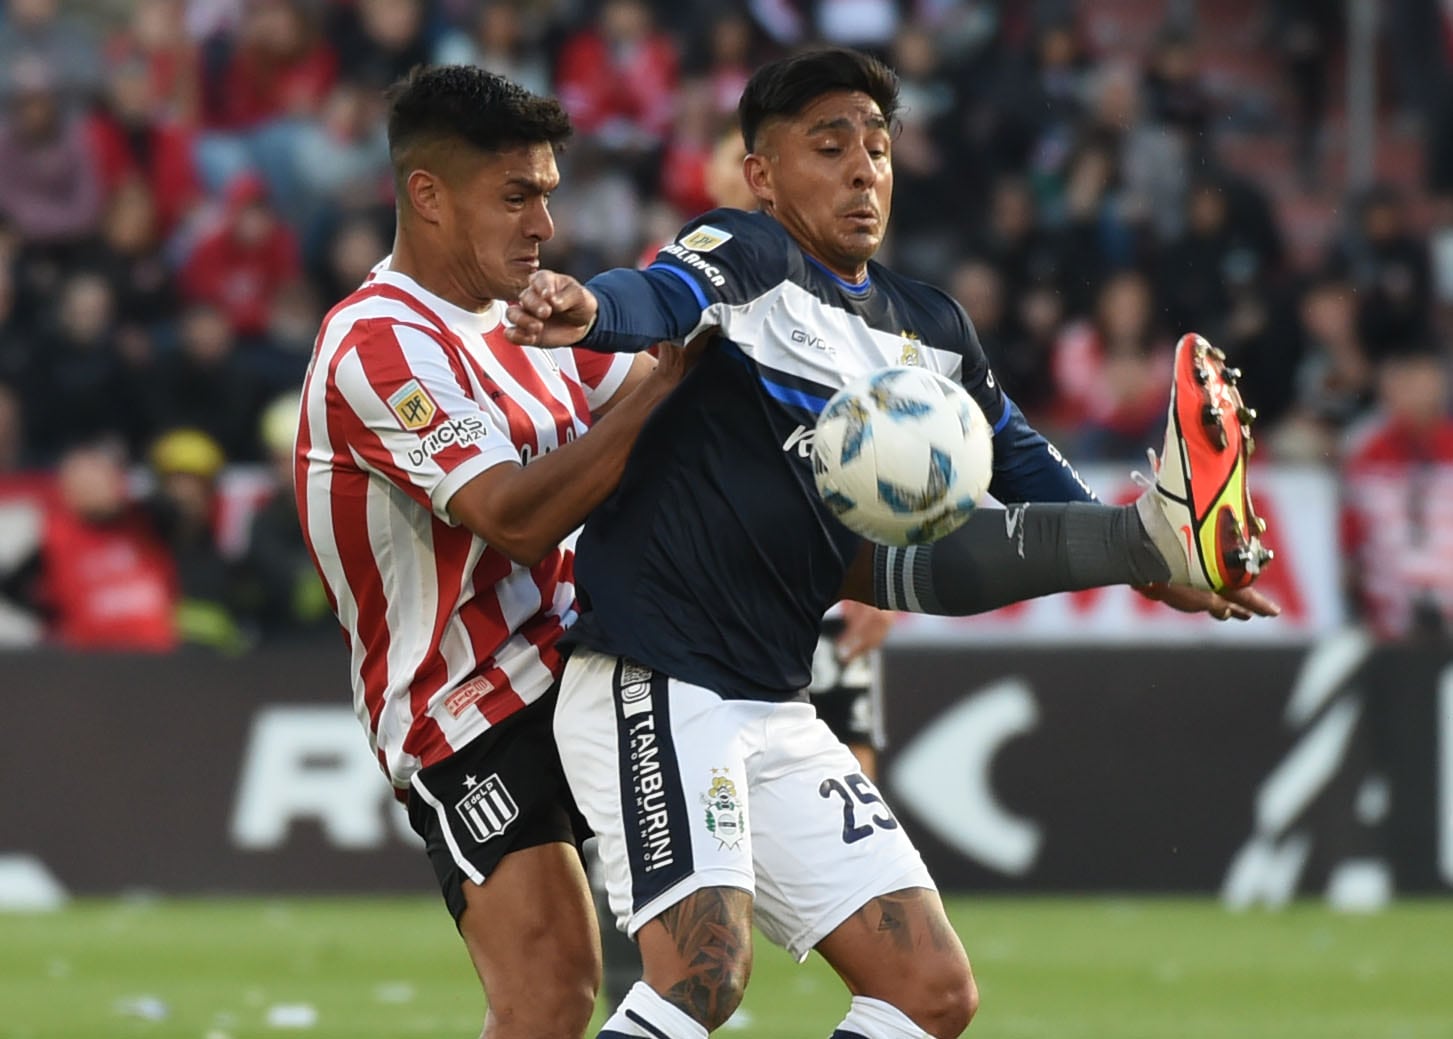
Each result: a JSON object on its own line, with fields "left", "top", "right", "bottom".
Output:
{"left": 407, "top": 415, "right": 487, "bottom": 468}
{"left": 782, "top": 425, "right": 815, "bottom": 458}
{"left": 702, "top": 768, "right": 745, "bottom": 850}
{"left": 388, "top": 379, "right": 438, "bottom": 430}
{"left": 454, "top": 773, "right": 518, "bottom": 844}
{"left": 678, "top": 224, "right": 733, "bottom": 253}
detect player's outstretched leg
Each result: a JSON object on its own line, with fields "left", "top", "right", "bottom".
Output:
{"left": 597, "top": 886, "right": 754, "bottom": 1038}
{"left": 816, "top": 887, "right": 977, "bottom": 1038}
{"left": 1135, "top": 332, "right": 1273, "bottom": 591}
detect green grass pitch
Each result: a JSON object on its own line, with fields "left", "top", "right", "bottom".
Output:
{"left": 2, "top": 897, "right": 1450, "bottom": 1038}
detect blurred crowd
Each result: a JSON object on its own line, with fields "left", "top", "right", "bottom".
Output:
{"left": 0, "top": 0, "right": 1451, "bottom": 650}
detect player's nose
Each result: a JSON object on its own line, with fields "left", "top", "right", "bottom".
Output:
{"left": 524, "top": 201, "right": 555, "bottom": 242}
{"left": 846, "top": 144, "right": 879, "bottom": 190}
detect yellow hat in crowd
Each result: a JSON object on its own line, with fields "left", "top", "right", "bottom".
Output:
{"left": 150, "top": 428, "right": 226, "bottom": 480}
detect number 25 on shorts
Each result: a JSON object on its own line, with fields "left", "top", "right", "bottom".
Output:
{"left": 819, "top": 772, "right": 900, "bottom": 844}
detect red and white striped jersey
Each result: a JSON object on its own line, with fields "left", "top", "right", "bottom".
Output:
{"left": 295, "top": 261, "right": 633, "bottom": 790}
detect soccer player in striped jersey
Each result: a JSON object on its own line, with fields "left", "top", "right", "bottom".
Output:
{"left": 294, "top": 66, "right": 690, "bottom": 1039}
{"left": 508, "top": 49, "right": 1276, "bottom": 1039}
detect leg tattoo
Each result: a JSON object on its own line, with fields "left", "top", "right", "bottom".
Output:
{"left": 655, "top": 887, "right": 752, "bottom": 1026}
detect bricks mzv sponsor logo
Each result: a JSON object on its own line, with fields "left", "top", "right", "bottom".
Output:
{"left": 407, "top": 416, "right": 487, "bottom": 467}
{"left": 659, "top": 242, "right": 726, "bottom": 287}
{"left": 620, "top": 662, "right": 675, "bottom": 873}
{"left": 455, "top": 773, "right": 518, "bottom": 844}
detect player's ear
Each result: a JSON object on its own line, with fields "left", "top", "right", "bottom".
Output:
{"left": 744, "top": 151, "right": 774, "bottom": 209}
{"left": 405, "top": 168, "right": 445, "bottom": 225}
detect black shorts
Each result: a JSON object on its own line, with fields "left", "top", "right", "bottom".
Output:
{"left": 406, "top": 690, "right": 587, "bottom": 925}
{"left": 808, "top": 616, "right": 884, "bottom": 750}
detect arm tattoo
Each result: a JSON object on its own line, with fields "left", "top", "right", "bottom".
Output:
{"left": 656, "top": 887, "right": 753, "bottom": 1026}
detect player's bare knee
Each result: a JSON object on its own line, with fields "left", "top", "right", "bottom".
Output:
{"left": 902, "top": 959, "right": 978, "bottom": 1037}
{"left": 485, "top": 975, "right": 596, "bottom": 1039}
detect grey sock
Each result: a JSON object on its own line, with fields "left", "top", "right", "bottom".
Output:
{"left": 874, "top": 503, "right": 1172, "bottom": 616}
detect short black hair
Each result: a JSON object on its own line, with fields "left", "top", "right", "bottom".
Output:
{"left": 738, "top": 48, "right": 900, "bottom": 152}
{"left": 385, "top": 65, "right": 571, "bottom": 182}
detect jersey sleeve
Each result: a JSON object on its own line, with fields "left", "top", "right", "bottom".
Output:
{"left": 329, "top": 322, "right": 522, "bottom": 524}
{"left": 569, "top": 348, "right": 635, "bottom": 413}
{"left": 922, "top": 288, "right": 1096, "bottom": 504}
{"left": 922, "top": 288, "right": 1010, "bottom": 434}
{"left": 644, "top": 208, "right": 791, "bottom": 312}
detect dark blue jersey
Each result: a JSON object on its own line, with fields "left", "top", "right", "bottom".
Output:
{"left": 567, "top": 209, "right": 1093, "bottom": 700}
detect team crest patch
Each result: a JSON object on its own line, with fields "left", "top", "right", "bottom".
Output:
{"left": 678, "top": 225, "right": 733, "bottom": 253}
{"left": 702, "top": 768, "right": 745, "bottom": 850}
{"left": 388, "top": 379, "right": 438, "bottom": 430}
{"left": 899, "top": 331, "right": 922, "bottom": 366}
{"left": 455, "top": 773, "right": 518, "bottom": 844}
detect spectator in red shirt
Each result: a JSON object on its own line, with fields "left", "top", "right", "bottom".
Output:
{"left": 35, "top": 444, "right": 178, "bottom": 652}
{"left": 1049, "top": 269, "right": 1174, "bottom": 460}
{"left": 656, "top": 84, "right": 717, "bottom": 220}
{"left": 556, "top": 0, "right": 678, "bottom": 154}
{"left": 203, "top": 0, "right": 336, "bottom": 131}
{"left": 194, "top": 0, "right": 337, "bottom": 222}
{"left": 1341, "top": 344, "right": 1453, "bottom": 640}
{"left": 105, "top": 0, "right": 202, "bottom": 125}
{"left": 179, "top": 173, "right": 300, "bottom": 339}
{"left": 85, "top": 55, "right": 200, "bottom": 238}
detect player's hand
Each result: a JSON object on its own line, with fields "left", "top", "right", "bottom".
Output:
{"left": 837, "top": 600, "right": 896, "bottom": 661}
{"left": 506, "top": 271, "right": 597, "bottom": 346}
{"left": 1136, "top": 582, "right": 1282, "bottom": 621}
{"left": 651, "top": 335, "right": 709, "bottom": 383}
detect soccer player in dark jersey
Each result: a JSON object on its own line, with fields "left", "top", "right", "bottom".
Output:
{"left": 508, "top": 49, "right": 1275, "bottom": 1039}
{"left": 703, "top": 123, "right": 899, "bottom": 781}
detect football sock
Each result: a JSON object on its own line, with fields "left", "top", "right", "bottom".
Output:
{"left": 873, "top": 502, "right": 1172, "bottom": 615}
{"left": 599, "top": 981, "right": 709, "bottom": 1039}
{"left": 830, "top": 996, "right": 933, "bottom": 1039}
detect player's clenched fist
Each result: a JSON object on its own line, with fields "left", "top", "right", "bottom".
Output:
{"left": 506, "top": 270, "right": 598, "bottom": 346}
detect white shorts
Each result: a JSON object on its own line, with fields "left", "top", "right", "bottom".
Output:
{"left": 554, "top": 649, "right": 934, "bottom": 962}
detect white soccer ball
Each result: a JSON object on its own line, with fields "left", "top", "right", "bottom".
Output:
{"left": 811, "top": 366, "right": 994, "bottom": 546}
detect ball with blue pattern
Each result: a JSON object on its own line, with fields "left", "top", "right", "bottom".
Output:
{"left": 811, "top": 366, "right": 993, "bottom": 546}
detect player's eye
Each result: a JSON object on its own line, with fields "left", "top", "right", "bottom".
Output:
{"left": 818, "top": 146, "right": 842, "bottom": 157}
{"left": 505, "top": 195, "right": 525, "bottom": 206}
